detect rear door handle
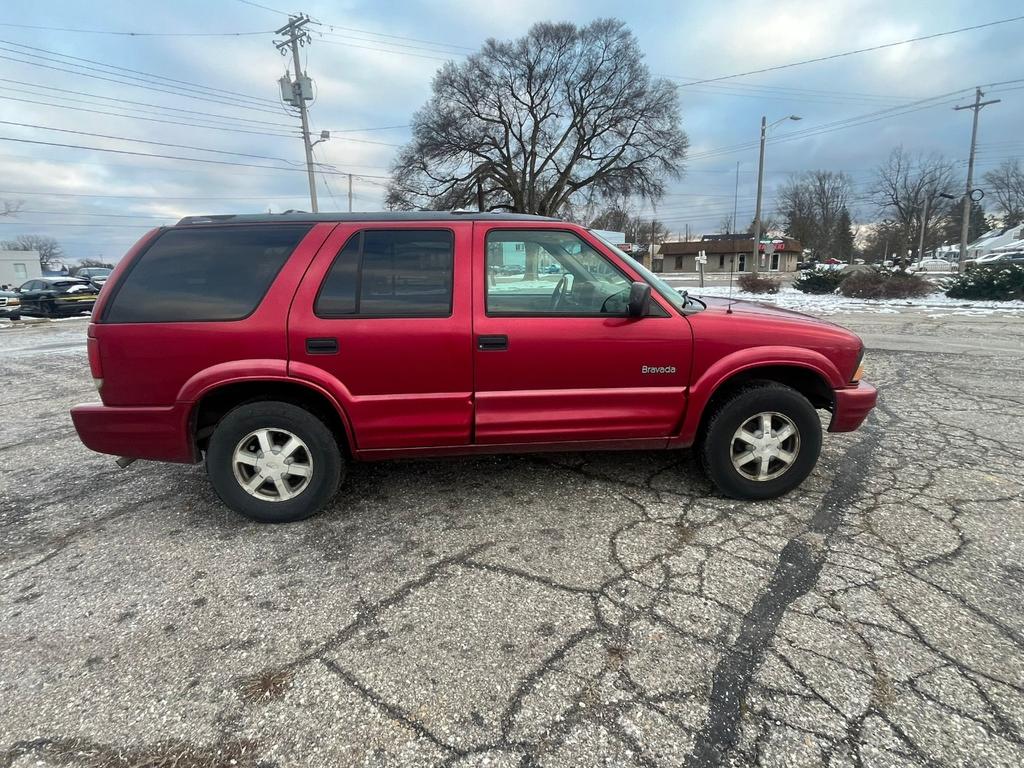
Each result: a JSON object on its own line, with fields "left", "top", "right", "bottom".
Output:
{"left": 306, "top": 337, "right": 339, "bottom": 355}
{"left": 477, "top": 334, "right": 508, "bottom": 351}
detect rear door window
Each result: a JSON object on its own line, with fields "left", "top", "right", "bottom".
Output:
{"left": 104, "top": 224, "right": 310, "bottom": 323}
{"left": 316, "top": 229, "right": 454, "bottom": 317}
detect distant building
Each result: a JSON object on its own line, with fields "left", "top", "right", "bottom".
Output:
{"left": 0, "top": 250, "right": 41, "bottom": 287}
{"left": 656, "top": 235, "right": 803, "bottom": 273}
{"left": 964, "top": 224, "right": 1024, "bottom": 261}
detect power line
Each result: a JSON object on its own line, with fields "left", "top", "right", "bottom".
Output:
{"left": 316, "top": 30, "right": 469, "bottom": 57}
{"left": 0, "top": 78, "right": 297, "bottom": 129}
{"left": 0, "top": 52, "right": 286, "bottom": 116}
{"left": 15, "top": 209, "right": 170, "bottom": 219}
{"left": 314, "top": 36, "right": 458, "bottom": 62}
{"left": 0, "top": 39, "right": 281, "bottom": 108}
{"left": 0, "top": 136, "right": 392, "bottom": 178}
{"left": 234, "top": 0, "right": 290, "bottom": 16}
{"left": 0, "top": 94, "right": 297, "bottom": 138}
{"left": 0, "top": 22, "right": 272, "bottom": 37}
{"left": 0, "top": 120, "right": 299, "bottom": 163}
{"left": 685, "top": 87, "right": 983, "bottom": 163}
{"left": 677, "top": 15, "right": 1024, "bottom": 87}
{"left": 0, "top": 189, "right": 312, "bottom": 200}
{"left": 318, "top": 25, "right": 474, "bottom": 52}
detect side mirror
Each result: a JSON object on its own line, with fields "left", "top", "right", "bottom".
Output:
{"left": 627, "top": 281, "right": 651, "bottom": 317}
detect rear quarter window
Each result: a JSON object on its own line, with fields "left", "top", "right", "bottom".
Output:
{"left": 104, "top": 224, "right": 311, "bottom": 323}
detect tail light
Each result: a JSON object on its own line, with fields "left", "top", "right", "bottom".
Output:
{"left": 87, "top": 324, "right": 103, "bottom": 390}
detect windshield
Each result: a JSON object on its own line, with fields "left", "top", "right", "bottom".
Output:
{"left": 589, "top": 231, "right": 702, "bottom": 312}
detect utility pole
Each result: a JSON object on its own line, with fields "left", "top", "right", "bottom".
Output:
{"left": 275, "top": 15, "right": 319, "bottom": 213}
{"left": 348, "top": 174, "right": 353, "bottom": 212}
{"left": 751, "top": 117, "right": 767, "bottom": 274}
{"left": 732, "top": 161, "right": 739, "bottom": 234}
{"left": 917, "top": 193, "right": 930, "bottom": 263}
{"left": 751, "top": 115, "right": 801, "bottom": 274}
{"left": 954, "top": 87, "right": 1000, "bottom": 264}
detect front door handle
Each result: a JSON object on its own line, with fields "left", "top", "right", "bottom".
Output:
{"left": 306, "top": 337, "right": 339, "bottom": 355}
{"left": 477, "top": 334, "right": 508, "bottom": 351}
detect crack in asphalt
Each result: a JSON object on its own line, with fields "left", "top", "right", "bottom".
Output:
{"left": 684, "top": 409, "right": 883, "bottom": 767}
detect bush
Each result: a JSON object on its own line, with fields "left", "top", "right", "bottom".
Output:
{"left": 793, "top": 268, "right": 847, "bottom": 294}
{"left": 736, "top": 273, "right": 781, "bottom": 294}
{"left": 945, "top": 263, "right": 1024, "bottom": 301}
{"left": 838, "top": 268, "right": 933, "bottom": 299}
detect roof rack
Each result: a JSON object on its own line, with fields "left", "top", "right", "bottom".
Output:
{"left": 175, "top": 211, "right": 560, "bottom": 226}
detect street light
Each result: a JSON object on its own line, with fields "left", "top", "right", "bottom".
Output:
{"left": 751, "top": 114, "right": 801, "bottom": 274}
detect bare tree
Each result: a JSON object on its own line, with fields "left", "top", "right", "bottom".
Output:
{"left": 718, "top": 215, "right": 734, "bottom": 234}
{"left": 1, "top": 200, "right": 22, "bottom": 217}
{"left": 982, "top": 158, "right": 1024, "bottom": 226}
{"left": 870, "top": 148, "right": 956, "bottom": 262}
{"left": 1, "top": 234, "right": 64, "bottom": 270}
{"left": 777, "top": 170, "right": 853, "bottom": 259}
{"left": 387, "top": 19, "right": 688, "bottom": 216}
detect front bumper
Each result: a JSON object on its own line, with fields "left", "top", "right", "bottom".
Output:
{"left": 70, "top": 401, "right": 198, "bottom": 463}
{"left": 828, "top": 381, "right": 878, "bottom": 432}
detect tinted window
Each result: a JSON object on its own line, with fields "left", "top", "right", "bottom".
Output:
{"left": 316, "top": 230, "right": 453, "bottom": 317}
{"left": 105, "top": 224, "right": 310, "bottom": 323}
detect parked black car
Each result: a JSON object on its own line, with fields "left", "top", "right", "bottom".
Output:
{"left": 18, "top": 277, "right": 100, "bottom": 317}
{"left": 0, "top": 289, "right": 21, "bottom": 320}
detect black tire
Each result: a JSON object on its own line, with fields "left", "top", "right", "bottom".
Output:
{"left": 699, "top": 381, "right": 822, "bottom": 500}
{"left": 205, "top": 401, "right": 344, "bottom": 523}
{"left": 8, "top": 314, "right": 19, "bottom": 322}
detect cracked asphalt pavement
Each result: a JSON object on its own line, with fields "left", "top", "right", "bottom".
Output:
{"left": 1, "top": 310, "right": 1023, "bottom": 767}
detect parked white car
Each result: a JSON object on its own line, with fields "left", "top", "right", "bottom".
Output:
{"left": 909, "top": 258, "right": 954, "bottom": 273}
{"left": 965, "top": 252, "right": 1008, "bottom": 270}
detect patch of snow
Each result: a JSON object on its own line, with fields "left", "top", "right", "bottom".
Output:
{"left": 687, "top": 286, "right": 1024, "bottom": 317}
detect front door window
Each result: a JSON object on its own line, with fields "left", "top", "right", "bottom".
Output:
{"left": 485, "top": 230, "right": 632, "bottom": 316}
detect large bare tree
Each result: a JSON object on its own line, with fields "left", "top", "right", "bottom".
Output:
{"left": 777, "top": 170, "right": 854, "bottom": 259}
{"left": 386, "top": 19, "right": 688, "bottom": 216}
{"left": 1, "top": 233, "right": 64, "bottom": 270}
{"left": 870, "top": 148, "right": 956, "bottom": 261}
{"left": 982, "top": 158, "right": 1024, "bottom": 226}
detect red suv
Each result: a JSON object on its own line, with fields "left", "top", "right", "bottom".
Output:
{"left": 71, "top": 213, "right": 876, "bottom": 523}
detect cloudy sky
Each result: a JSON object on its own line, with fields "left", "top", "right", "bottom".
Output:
{"left": 0, "top": 0, "right": 1022, "bottom": 261}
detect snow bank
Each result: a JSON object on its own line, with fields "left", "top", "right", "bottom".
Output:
{"left": 687, "top": 286, "right": 1024, "bottom": 317}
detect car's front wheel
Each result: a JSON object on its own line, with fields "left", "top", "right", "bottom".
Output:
{"left": 206, "top": 401, "right": 344, "bottom": 522}
{"left": 700, "top": 382, "right": 822, "bottom": 500}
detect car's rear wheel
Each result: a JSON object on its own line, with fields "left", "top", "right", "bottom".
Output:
{"left": 699, "top": 382, "right": 822, "bottom": 500}
{"left": 206, "top": 401, "right": 343, "bottom": 523}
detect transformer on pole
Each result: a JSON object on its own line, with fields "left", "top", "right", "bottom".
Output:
{"left": 274, "top": 15, "right": 324, "bottom": 213}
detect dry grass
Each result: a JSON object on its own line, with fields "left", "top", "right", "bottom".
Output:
{"left": 237, "top": 667, "right": 294, "bottom": 704}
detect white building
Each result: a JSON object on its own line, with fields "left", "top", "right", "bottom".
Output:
{"left": 964, "top": 225, "right": 1024, "bottom": 261}
{"left": 993, "top": 237, "right": 1024, "bottom": 253}
{"left": 0, "top": 251, "right": 41, "bottom": 288}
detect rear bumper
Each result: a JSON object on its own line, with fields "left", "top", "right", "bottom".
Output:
{"left": 828, "top": 381, "right": 877, "bottom": 432}
{"left": 70, "top": 402, "right": 198, "bottom": 463}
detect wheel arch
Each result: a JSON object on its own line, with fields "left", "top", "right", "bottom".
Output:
{"left": 189, "top": 378, "right": 355, "bottom": 457}
{"left": 677, "top": 350, "right": 840, "bottom": 447}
